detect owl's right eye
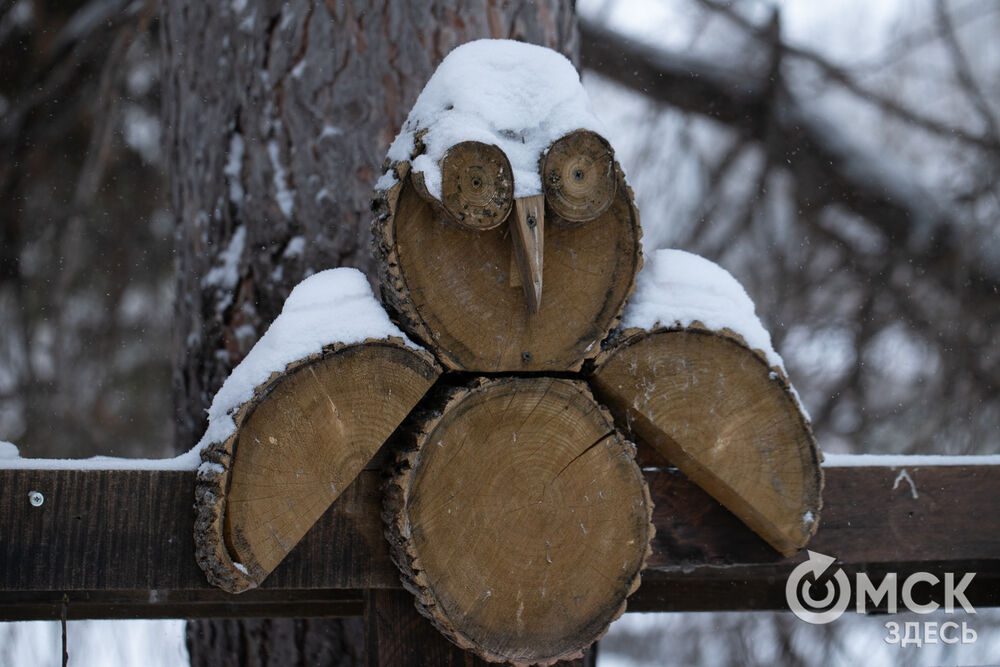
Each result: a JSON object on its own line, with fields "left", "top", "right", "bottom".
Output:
{"left": 542, "top": 130, "right": 616, "bottom": 224}
{"left": 440, "top": 141, "right": 514, "bottom": 230}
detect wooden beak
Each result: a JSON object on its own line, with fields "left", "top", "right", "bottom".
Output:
{"left": 510, "top": 194, "right": 545, "bottom": 314}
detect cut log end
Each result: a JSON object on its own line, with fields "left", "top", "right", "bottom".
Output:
{"left": 372, "top": 163, "right": 642, "bottom": 373}
{"left": 591, "top": 326, "right": 822, "bottom": 556}
{"left": 384, "top": 377, "right": 653, "bottom": 666}
{"left": 194, "top": 338, "right": 440, "bottom": 593}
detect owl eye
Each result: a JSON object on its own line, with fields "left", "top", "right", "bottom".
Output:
{"left": 542, "top": 130, "right": 616, "bottom": 223}
{"left": 440, "top": 141, "right": 514, "bottom": 230}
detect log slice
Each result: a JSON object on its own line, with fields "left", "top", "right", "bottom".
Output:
{"left": 542, "top": 130, "right": 616, "bottom": 223}
{"left": 195, "top": 339, "right": 440, "bottom": 593}
{"left": 384, "top": 377, "right": 653, "bottom": 666}
{"left": 591, "top": 326, "right": 823, "bottom": 556}
{"left": 372, "top": 164, "right": 642, "bottom": 373}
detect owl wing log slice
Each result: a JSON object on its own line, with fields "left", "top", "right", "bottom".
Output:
{"left": 195, "top": 339, "right": 440, "bottom": 593}
{"left": 591, "top": 326, "right": 823, "bottom": 556}
{"left": 384, "top": 377, "right": 653, "bottom": 666}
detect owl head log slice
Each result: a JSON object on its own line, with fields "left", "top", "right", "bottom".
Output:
{"left": 373, "top": 40, "right": 642, "bottom": 372}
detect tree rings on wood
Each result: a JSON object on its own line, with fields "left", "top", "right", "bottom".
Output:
{"left": 373, "top": 163, "right": 641, "bottom": 373}
{"left": 384, "top": 377, "right": 653, "bottom": 666}
{"left": 440, "top": 141, "right": 513, "bottom": 230}
{"left": 194, "top": 339, "right": 440, "bottom": 593}
{"left": 543, "top": 130, "right": 616, "bottom": 223}
{"left": 591, "top": 326, "right": 822, "bottom": 556}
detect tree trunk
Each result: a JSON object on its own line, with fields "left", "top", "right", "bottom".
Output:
{"left": 185, "top": 618, "right": 366, "bottom": 667}
{"left": 161, "top": 0, "right": 578, "bottom": 662}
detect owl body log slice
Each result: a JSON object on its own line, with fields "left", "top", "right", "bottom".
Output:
{"left": 385, "top": 377, "right": 653, "bottom": 666}
{"left": 374, "top": 160, "right": 642, "bottom": 373}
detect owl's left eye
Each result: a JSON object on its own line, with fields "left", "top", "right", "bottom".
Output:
{"left": 542, "top": 130, "right": 616, "bottom": 224}
{"left": 439, "top": 141, "right": 514, "bottom": 230}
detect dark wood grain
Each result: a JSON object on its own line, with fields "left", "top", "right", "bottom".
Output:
{"left": 646, "top": 463, "right": 1000, "bottom": 567}
{"left": 1, "top": 468, "right": 396, "bottom": 593}
{"left": 2, "top": 463, "right": 998, "bottom": 619}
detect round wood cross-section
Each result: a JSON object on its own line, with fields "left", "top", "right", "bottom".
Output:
{"left": 440, "top": 141, "right": 514, "bottom": 230}
{"left": 543, "top": 130, "right": 616, "bottom": 223}
{"left": 385, "top": 378, "right": 653, "bottom": 666}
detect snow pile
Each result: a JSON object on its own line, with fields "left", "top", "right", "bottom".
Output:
{"left": 0, "top": 437, "right": 197, "bottom": 470}
{"left": 0, "top": 453, "right": 202, "bottom": 471}
{"left": 823, "top": 453, "right": 1000, "bottom": 467}
{"left": 622, "top": 249, "right": 785, "bottom": 372}
{"left": 2, "top": 437, "right": 198, "bottom": 470}
{"left": 195, "top": 267, "right": 419, "bottom": 452}
{"left": 382, "top": 39, "right": 605, "bottom": 199}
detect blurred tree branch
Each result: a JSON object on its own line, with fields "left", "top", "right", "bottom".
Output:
{"left": 579, "top": 16, "right": 997, "bottom": 295}
{"left": 934, "top": 0, "right": 1000, "bottom": 143}
{"left": 694, "top": 0, "right": 1000, "bottom": 152}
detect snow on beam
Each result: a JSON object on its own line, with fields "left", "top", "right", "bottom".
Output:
{"left": 1, "top": 461, "right": 999, "bottom": 619}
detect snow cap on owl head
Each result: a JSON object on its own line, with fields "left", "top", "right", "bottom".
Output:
{"left": 385, "top": 39, "right": 606, "bottom": 200}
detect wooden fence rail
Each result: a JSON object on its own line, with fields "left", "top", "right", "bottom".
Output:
{"left": 2, "top": 464, "right": 999, "bottom": 621}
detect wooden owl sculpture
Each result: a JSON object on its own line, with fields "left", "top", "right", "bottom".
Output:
{"left": 194, "top": 40, "right": 822, "bottom": 665}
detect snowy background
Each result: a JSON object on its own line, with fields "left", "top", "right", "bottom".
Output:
{"left": 2, "top": 0, "right": 998, "bottom": 664}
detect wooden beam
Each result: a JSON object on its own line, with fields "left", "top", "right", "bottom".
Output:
{"left": 2, "top": 464, "right": 998, "bottom": 620}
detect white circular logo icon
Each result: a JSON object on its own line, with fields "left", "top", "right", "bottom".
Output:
{"left": 785, "top": 550, "right": 851, "bottom": 624}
